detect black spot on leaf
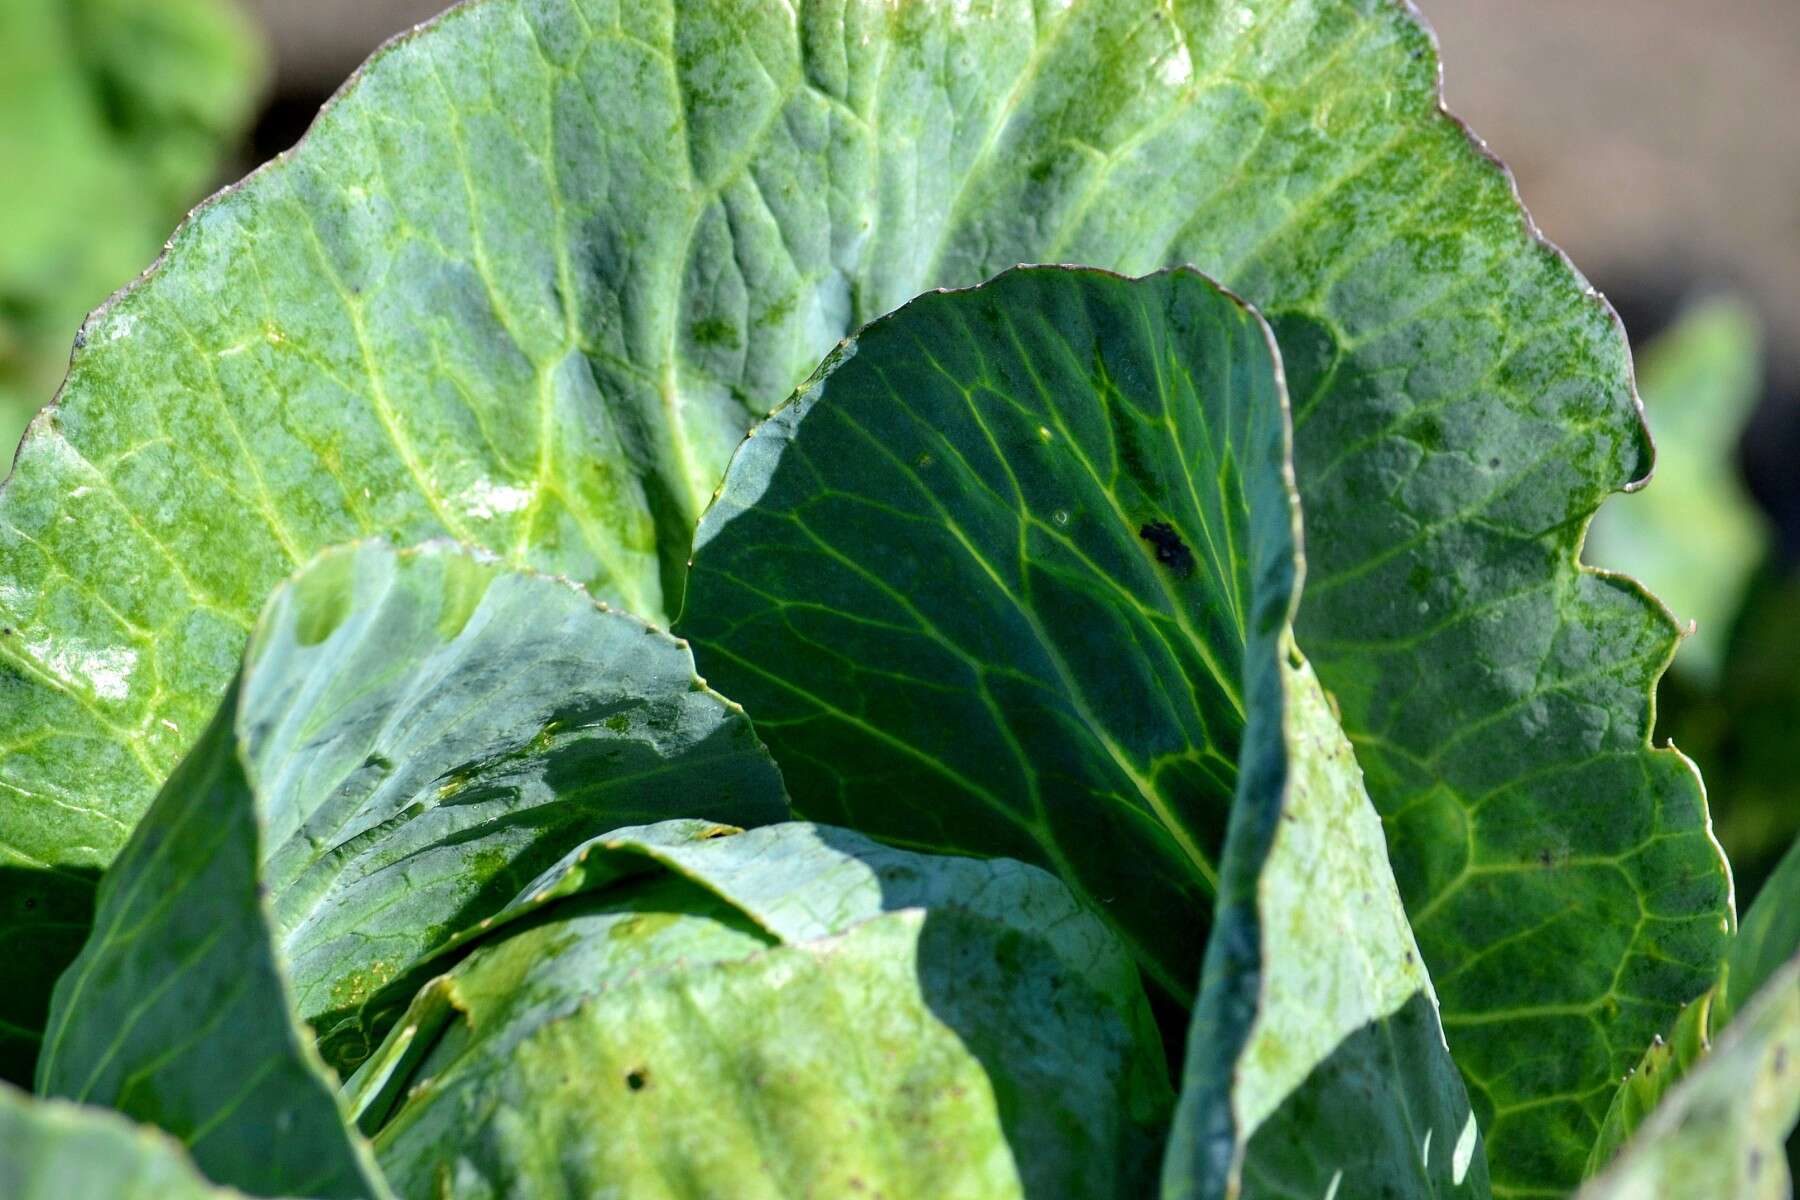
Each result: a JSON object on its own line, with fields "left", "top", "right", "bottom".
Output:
{"left": 1138, "top": 521, "right": 1195, "bottom": 578}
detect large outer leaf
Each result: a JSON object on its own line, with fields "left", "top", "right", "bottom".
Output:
{"left": 0, "top": 1082, "right": 272, "bottom": 1200}
{"left": 0, "top": 0, "right": 1726, "bottom": 1183}
{"left": 1164, "top": 652, "right": 1488, "bottom": 1198}
{"left": 683, "top": 266, "right": 1287, "bottom": 997}
{"left": 37, "top": 541, "right": 784, "bottom": 1196}
{"left": 353, "top": 820, "right": 1171, "bottom": 1199}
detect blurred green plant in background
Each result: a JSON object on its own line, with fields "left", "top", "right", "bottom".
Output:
{"left": 1589, "top": 298, "right": 1800, "bottom": 909}
{"left": 0, "top": 0, "right": 265, "bottom": 449}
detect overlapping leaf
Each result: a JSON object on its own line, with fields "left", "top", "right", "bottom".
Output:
{"left": 1578, "top": 958, "right": 1800, "bottom": 1200}
{"left": 0, "top": 1083, "right": 274, "bottom": 1200}
{"left": 0, "top": 1, "right": 1727, "bottom": 1186}
{"left": 683, "top": 266, "right": 1286, "bottom": 997}
{"left": 1164, "top": 652, "right": 1488, "bottom": 1199}
{"left": 350, "top": 820, "right": 1170, "bottom": 1199}
{"left": 683, "top": 267, "right": 1486, "bottom": 1197}
{"left": 1587, "top": 835, "right": 1800, "bottom": 1176}
{"left": 36, "top": 541, "right": 785, "bottom": 1196}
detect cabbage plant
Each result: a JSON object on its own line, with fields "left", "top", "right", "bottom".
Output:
{"left": 2, "top": 1, "right": 1795, "bottom": 1198}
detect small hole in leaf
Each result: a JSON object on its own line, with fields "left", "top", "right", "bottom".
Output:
{"left": 626, "top": 1069, "right": 649, "bottom": 1091}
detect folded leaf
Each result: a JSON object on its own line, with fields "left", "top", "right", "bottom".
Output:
{"left": 37, "top": 541, "right": 785, "bottom": 1195}
{"left": 351, "top": 820, "right": 1172, "bottom": 1199}
{"left": 0, "top": 1082, "right": 275, "bottom": 1200}
{"left": 1577, "top": 957, "right": 1800, "bottom": 1200}
{"left": 681, "top": 266, "right": 1486, "bottom": 1196}
{"left": 1163, "top": 651, "right": 1489, "bottom": 1199}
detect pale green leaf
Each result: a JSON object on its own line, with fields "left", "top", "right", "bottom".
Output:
{"left": 36, "top": 540, "right": 784, "bottom": 1195}
{"left": 0, "top": 1082, "right": 275, "bottom": 1200}
{"left": 351, "top": 820, "right": 1171, "bottom": 1200}
{"left": 1164, "top": 651, "right": 1488, "bottom": 1199}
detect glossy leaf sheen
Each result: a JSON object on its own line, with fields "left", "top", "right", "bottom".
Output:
{"left": 353, "top": 820, "right": 1171, "bottom": 1199}
{"left": 0, "top": 1, "right": 1727, "bottom": 1185}
{"left": 37, "top": 541, "right": 784, "bottom": 1196}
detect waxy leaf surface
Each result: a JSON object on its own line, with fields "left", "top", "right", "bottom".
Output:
{"left": 0, "top": 2, "right": 1727, "bottom": 1186}
{"left": 37, "top": 541, "right": 784, "bottom": 1196}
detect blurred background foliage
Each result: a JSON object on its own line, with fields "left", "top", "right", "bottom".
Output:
{"left": 0, "top": 0, "right": 266, "bottom": 438}
{"left": 0, "top": 0, "right": 1794, "bottom": 907}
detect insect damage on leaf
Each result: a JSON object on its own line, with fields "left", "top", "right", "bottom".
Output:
{"left": 1138, "top": 521, "right": 1197, "bottom": 579}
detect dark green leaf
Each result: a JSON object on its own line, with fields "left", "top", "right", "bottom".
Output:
{"left": 37, "top": 541, "right": 784, "bottom": 1195}
{"left": 681, "top": 265, "right": 1487, "bottom": 1195}
{"left": 683, "top": 266, "right": 1286, "bottom": 999}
